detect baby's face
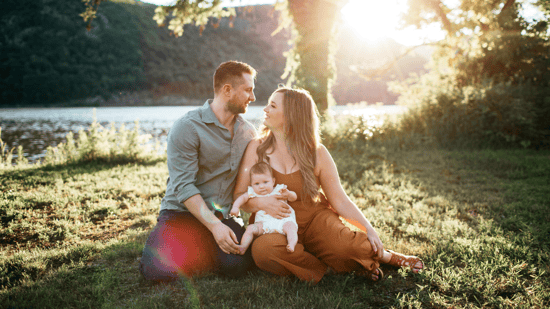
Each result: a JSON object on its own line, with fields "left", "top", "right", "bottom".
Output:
{"left": 250, "top": 173, "right": 275, "bottom": 195}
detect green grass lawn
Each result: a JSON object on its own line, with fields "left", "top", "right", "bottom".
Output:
{"left": 1, "top": 145, "right": 549, "bottom": 308}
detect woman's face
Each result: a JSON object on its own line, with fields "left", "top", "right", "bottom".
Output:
{"left": 263, "top": 91, "right": 285, "bottom": 131}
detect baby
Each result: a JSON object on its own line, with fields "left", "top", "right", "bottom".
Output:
{"left": 230, "top": 162, "right": 298, "bottom": 254}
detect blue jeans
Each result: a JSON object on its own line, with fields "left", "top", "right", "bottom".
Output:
{"left": 139, "top": 210, "right": 255, "bottom": 281}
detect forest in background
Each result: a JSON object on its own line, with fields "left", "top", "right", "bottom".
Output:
{"left": 0, "top": 0, "right": 429, "bottom": 107}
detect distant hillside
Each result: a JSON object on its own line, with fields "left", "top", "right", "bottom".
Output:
{"left": 0, "top": 1, "right": 430, "bottom": 107}
{"left": 130, "top": 4, "right": 290, "bottom": 105}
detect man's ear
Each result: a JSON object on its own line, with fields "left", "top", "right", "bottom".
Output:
{"left": 222, "top": 83, "right": 232, "bottom": 97}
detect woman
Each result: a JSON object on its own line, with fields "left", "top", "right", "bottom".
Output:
{"left": 234, "top": 87, "right": 423, "bottom": 283}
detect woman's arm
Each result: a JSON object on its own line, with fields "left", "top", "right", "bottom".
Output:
{"left": 317, "top": 145, "right": 384, "bottom": 259}
{"left": 234, "top": 140, "right": 291, "bottom": 218}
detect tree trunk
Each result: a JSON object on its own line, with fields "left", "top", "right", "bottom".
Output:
{"left": 288, "top": 0, "right": 343, "bottom": 113}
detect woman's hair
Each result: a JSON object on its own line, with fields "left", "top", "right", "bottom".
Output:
{"left": 249, "top": 162, "right": 273, "bottom": 178}
{"left": 256, "top": 86, "right": 321, "bottom": 202}
{"left": 213, "top": 61, "right": 257, "bottom": 94}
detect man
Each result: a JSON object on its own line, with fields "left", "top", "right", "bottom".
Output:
{"left": 140, "top": 61, "right": 258, "bottom": 281}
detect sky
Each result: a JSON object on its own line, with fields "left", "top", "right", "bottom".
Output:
{"left": 141, "top": 0, "right": 546, "bottom": 47}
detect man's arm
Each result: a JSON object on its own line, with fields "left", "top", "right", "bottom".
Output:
{"left": 168, "top": 119, "right": 239, "bottom": 254}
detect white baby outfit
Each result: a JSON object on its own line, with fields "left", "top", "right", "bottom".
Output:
{"left": 249, "top": 184, "right": 297, "bottom": 235}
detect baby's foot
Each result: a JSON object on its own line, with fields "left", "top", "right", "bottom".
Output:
{"left": 286, "top": 244, "right": 295, "bottom": 253}
{"left": 237, "top": 246, "right": 248, "bottom": 255}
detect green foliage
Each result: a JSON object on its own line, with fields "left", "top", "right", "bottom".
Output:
{"left": 391, "top": 0, "right": 550, "bottom": 149}
{"left": 79, "top": 0, "right": 348, "bottom": 112}
{"left": 131, "top": 4, "right": 287, "bottom": 104}
{"left": 0, "top": 114, "right": 164, "bottom": 169}
{"left": 391, "top": 74, "right": 549, "bottom": 148}
{"left": 41, "top": 118, "right": 163, "bottom": 165}
{"left": 152, "top": 0, "right": 235, "bottom": 37}
{"left": 0, "top": 128, "right": 15, "bottom": 169}
{"left": 1, "top": 0, "right": 145, "bottom": 105}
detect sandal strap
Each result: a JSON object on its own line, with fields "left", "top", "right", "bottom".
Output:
{"left": 387, "top": 250, "right": 423, "bottom": 269}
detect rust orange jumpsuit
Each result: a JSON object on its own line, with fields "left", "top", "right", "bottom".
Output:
{"left": 250, "top": 169, "right": 380, "bottom": 284}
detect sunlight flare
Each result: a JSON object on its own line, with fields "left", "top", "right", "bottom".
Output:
{"left": 341, "top": 0, "right": 403, "bottom": 43}
{"left": 341, "top": 0, "right": 446, "bottom": 46}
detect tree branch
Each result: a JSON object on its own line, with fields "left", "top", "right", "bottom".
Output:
{"left": 430, "top": 0, "right": 454, "bottom": 36}
{"left": 499, "top": 0, "right": 516, "bottom": 14}
{"left": 348, "top": 41, "right": 441, "bottom": 81}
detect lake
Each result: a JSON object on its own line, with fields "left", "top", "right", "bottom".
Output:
{"left": 0, "top": 105, "right": 406, "bottom": 163}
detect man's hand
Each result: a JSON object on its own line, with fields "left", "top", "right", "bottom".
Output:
{"left": 211, "top": 222, "right": 240, "bottom": 255}
{"left": 260, "top": 196, "right": 292, "bottom": 219}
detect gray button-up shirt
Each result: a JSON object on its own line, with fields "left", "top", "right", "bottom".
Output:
{"left": 160, "top": 100, "right": 256, "bottom": 218}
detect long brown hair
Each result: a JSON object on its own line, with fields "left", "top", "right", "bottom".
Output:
{"left": 256, "top": 86, "right": 321, "bottom": 202}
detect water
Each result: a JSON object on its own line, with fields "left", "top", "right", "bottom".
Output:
{"left": 0, "top": 105, "right": 406, "bottom": 162}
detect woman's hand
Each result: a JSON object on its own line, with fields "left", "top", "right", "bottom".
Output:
{"left": 366, "top": 227, "right": 385, "bottom": 260}
{"left": 259, "top": 196, "right": 292, "bottom": 219}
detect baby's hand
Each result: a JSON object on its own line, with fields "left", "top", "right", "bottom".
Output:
{"left": 279, "top": 188, "right": 290, "bottom": 199}
{"left": 230, "top": 208, "right": 240, "bottom": 217}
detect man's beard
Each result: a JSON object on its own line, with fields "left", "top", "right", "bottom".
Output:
{"left": 227, "top": 97, "right": 247, "bottom": 115}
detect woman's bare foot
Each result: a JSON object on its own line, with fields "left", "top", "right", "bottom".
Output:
{"left": 357, "top": 268, "right": 384, "bottom": 282}
{"left": 237, "top": 245, "right": 248, "bottom": 255}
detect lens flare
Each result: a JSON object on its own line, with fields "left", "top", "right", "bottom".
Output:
{"left": 211, "top": 202, "right": 224, "bottom": 212}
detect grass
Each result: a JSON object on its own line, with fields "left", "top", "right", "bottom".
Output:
{"left": 1, "top": 120, "right": 549, "bottom": 308}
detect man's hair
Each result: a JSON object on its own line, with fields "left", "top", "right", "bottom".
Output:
{"left": 249, "top": 162, "right": 273, "bottom": 178}
{"left": 213, "top": 61, "right": 257, "bottom": 94}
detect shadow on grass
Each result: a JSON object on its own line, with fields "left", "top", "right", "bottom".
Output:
{"left": 329, "top": 145, "right": 550, "bottom": 307}
{"left": 1, "top": 231, "right": 151, "bottom": 305}
{"left": 447, "top": 149, "right": 550, "bottom": 247}
{"left": 1, "top": 157, "right": 166, "bottom": 188}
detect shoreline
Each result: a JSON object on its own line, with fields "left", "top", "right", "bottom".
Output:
{"left": 0, "top": 90, "right": 397, "bottom": 109}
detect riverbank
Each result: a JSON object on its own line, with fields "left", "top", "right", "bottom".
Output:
{"left": 0, "top": 90, "right": 400, "bottom": 109}
{"left": 2, "top": 142, "right": 548, "bottom": 307}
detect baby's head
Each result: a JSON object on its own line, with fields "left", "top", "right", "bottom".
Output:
{"left": 249, "top": 162, "right": 275, "bottom": 195}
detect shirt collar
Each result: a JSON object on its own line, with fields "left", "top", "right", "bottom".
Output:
{"left": 200, "top": 99, "right": 244, "bottom": 128}
{"left": 200, "top": 100, "right": 218, "bottom": 124}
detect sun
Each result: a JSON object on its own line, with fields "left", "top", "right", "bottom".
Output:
{"left": 341, "top": 0, "right": 404, "bottom": 43}
{"left": 341, "top": 0, "right": 446, "bottom": 46}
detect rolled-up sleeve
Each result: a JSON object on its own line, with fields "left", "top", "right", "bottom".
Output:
{"left": 167, "top": 119, "right": 202, "bottom": 204}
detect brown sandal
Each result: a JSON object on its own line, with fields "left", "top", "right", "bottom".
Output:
{"left": 386, "top": 250, "right": 423, "bottom": 273}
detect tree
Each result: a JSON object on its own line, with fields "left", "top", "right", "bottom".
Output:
{"left": 389, "top": 0, "right": 550, "bottom": 147}
{"left": 82, "top": 0, "right": 349, "bottom": 113}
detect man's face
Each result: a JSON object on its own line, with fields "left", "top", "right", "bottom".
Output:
{"left": 227, "top": 73, "right": 256, "bottom": 115}
{"left": 250, "top": 172, "right": 275, "bottom": 196}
